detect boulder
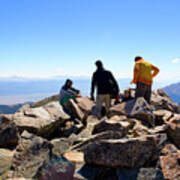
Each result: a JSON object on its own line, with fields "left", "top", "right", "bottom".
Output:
{"left": 76, "top": 97, "right": 95, "bottom": 114}
{"left": 0, "top": 149, "right": 14, "bottom": 174}
{"left": 12, "top": 131, "right": 51, "bottom": 179}
{"left": 160, "top": 143, "right": 180, "bottom": 156}
{"left": 148, "top": 124, "right": 168, "bottom": 134}
{"left": 74, "top": 116, "right": 99, "bottom": 141}
{"left": 109, "top": 98, "right": 154, "bottom": 127}
{"left": 131, "top": 120, "right": 149, "bottom": 137}
{"left": 151, "top": 89, "right": 180, "bottom": 113}
{"left": 92, "top": 116, "right": 131, "bottom": 136}
{"left": 44, "top": 101, "right": 70, "bottom": 120}
{"left": 13, "top": 106, "right": 69, "bottom": 138}
{"left": 51, "top": 138, "right": 72, "bottom": 157}
{"left": 167, "top": 115, "right": 180, "bottom": 148}
{"left": 160, "top": 153, "right": 180, "bottom": 180}
{"left": 73, "top": 131, "right": 125, "bottom": 151}
{"left": 153, "top": 110, "right": 173, "bottom": 125}
{"left": 84, "top": 134, "right": 167, "bottom": 168}
{"left": 39, "top": 157, "right": 75, "bottom": 180}
{"left": 65, "top": 99, "right": 84, "bottom": 120}
{"left": 59, "top": 121, "right": 84, "bottom": 138}
{"left": 0, "top": 115, "right": 19, "bottom": 148}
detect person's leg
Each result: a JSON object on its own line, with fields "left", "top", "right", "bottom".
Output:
{"left": 144, "top": 85, "right": 152, "bottom": 104}
{"left": 135, "top": 82, "right": 146, "bottom": 99}
{"left": 96, "top": 95, "right": 103, "bottom": 118}
{"left": 104, "top": 94, "right": 111, "bottom": 113}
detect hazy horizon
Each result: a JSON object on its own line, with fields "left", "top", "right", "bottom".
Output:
{"left": 0, "top": 76, "right": 177, "bottom": 105}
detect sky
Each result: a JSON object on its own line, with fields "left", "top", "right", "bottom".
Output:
{"left": 0, "top": 0, "right": 180, "bottom": 82}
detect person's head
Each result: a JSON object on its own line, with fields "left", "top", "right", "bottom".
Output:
{"left": 134, "top": 56, "right": 143, "bottom": 62}
{"left": 65, "top": 79, "right": 73, "bottom": 87}
{"left": 95, "top": 60, "right": 103, "bottom": 69}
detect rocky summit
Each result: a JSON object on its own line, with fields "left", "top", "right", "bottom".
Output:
{"left": 0, "top": 89, "right": 180, "bottom": 180}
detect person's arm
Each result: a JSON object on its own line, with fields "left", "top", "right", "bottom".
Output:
{"left": 90, "top": 73, "right": 95, "bottom": 100}
{"left": 131, "top": 63, "right": 139, "bottom": 84}
{"left": 151, "top": 64, "right": 160, "bottom": 78}
{"left": 109, "top": 72, "right": 119, "bottom": 92}
{"left": 70, "top": 87, "right": 80, "bottom": 94}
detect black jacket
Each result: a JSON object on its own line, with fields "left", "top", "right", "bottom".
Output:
{"left": 91, "top": 68, "right": 119, "bottom": 96}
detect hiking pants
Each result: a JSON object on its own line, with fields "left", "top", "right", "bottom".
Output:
{"left": 135, "top": 82, "right": 152, "bottom": 104}
{"left": 96, "top": 94, "right": 111, "bottom": 114}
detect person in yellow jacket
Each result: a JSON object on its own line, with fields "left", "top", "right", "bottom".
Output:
{"left": 131, "top": 56, "right": 160, "bottom": 103}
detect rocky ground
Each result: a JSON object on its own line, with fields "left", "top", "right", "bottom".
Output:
{"left": 0, "top": 89, "right": 180, "bottom": 180}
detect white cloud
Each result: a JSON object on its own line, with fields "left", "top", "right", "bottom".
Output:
{"left": 172, "top": 58, "right": 180, "bottom": 64}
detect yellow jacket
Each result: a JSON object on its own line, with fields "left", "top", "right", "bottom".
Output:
{"left": 133, "top": 59, "right": 159, "bottom": 85}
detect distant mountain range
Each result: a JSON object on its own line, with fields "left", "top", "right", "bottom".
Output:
{"left": 0, "top": 76, "right": 178, "bottom": 114}
{"left": 163, "top": 82, "right": 180, "bottom": 105}
{"left": 0, "top": 102, "right": 33, "bottom": 115}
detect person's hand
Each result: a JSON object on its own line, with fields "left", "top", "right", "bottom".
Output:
{"left": 77, "top": 94, "right": 82, "bottom": 98}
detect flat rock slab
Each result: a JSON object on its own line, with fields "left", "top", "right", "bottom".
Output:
{"left": 76, "top": 97, "right": 95, "bottom": 113}
{"left": 13, "top": 106, "right": 69, "bottom": 138}
{"left": 84, "top": 134, "right": 167, "bottom": 168}
{"left": 63, "top": 151, "right": 84, "bottom": 164}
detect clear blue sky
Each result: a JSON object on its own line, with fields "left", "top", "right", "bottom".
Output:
{"left": 0, "top": 0, "right": 180, "bottom": 81}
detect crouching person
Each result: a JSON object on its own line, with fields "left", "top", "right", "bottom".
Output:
{"left": 59, "top": 79, "right": 81, "bottom": 118}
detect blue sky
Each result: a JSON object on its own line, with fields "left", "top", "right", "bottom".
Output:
{"left": 0, "top": 0, "right": 180, "bottom": 81}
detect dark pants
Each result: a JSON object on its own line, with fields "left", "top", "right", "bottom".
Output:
{"left": 135, "top": 82, "right": 152, "bottom": 103}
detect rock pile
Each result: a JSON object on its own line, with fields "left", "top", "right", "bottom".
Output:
{"left": 0, "top": 90, "right": 180, "bottom": 180}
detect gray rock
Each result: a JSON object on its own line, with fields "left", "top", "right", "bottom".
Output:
{"left": 39, "top": 157, "right": 75, "bottom": 180}
{"left": 44, "top": 101, "right": 70, "bottom": 120}
{"left": 92, "top": 116, "right": 130, "bottom": 136}
{"left": 0, "top": 115, "right": 19, "bottom": 148}
{"left": 110, "top": 98, "right": 154, "bottom": 127}
{"left": 12, "top": 131, "right": 51, "bottom": 179}
{"left": 151, "top": 89, "right": 180, "bottom": 113}
{"left": 76, "top": 97, "right": 95, "bottom": 114}
{"left": 84, "top": 134, "right": 167, "bottom": 168}
{"left": 51, "top": 138, "right": 72, "bottom": 157}
{"left": 13, "top": 106, "right": 69, "bottom": 138}
{"left": 0, "top": 149, "right": 14, "bottom": 174}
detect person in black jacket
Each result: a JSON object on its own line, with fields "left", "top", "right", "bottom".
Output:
{"left": 91, "top": 60, "right": 119, "bottom": 117}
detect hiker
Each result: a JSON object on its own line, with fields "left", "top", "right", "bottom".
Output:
{"left": 131, "top": 56, "right": 160, "bottom": 103}
{"left": 59, "top": 79, "right": 81, "bottom": 116}
{"left": 121, "top": 88, "right": 133, "bottom": 103}
{"left": 91, "top": 60, "right": 119, "bottom": 117}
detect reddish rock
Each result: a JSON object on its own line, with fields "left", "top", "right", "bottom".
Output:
{"left": 167, "top": 115, "right": 180, "bottom": 148}
{"left": 160, "top": 153, "right": 180, "bottom": 180}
